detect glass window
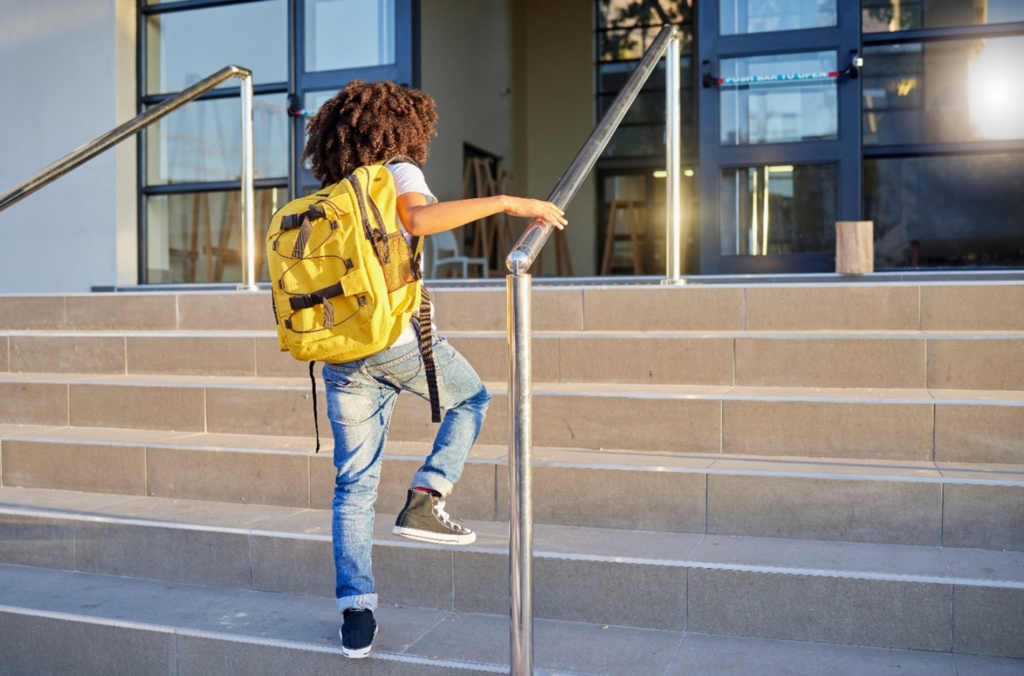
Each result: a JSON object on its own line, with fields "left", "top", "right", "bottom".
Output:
{"left": 721, "top": 0, "right": 836, "bottom": 35}
{"left": 146, "top": 0, "right": 288, "bottom": 94}
{"left": 304, "top": 0, "right": 395, "bottom": 72}
{"left": 720, "top": 164, "right": 837, "bottom": 255}
{"left": 597, "top": 50, "right": 696, "bottom": 158}
{"left": 598, "top": 0, "right": 692, "bottom": 29}
{"left": 146, "top": 94, "right": 289, "bottom": 184}
{"left": 604, "top": 125, "right": 668, "bottom": 157}
{"left": 863, "top": 0, "right": 1024, "bottom": 33}
{"left": 720, "top": 52, "right": 838, "bottom": 145}
{"left": 598, "top": 91, "right": 695, "bottom": 126}
{"left": 146, "top": 189, "right": 282, "bottom": 284}
{"left": 865, "top": 154, "right": 1024, "bottom": 269}
{"left": 599, "top": 26, "right": 673, "bottom": 62}
{"left": 863, "top": 37, "right": 1024, "bottom": 145}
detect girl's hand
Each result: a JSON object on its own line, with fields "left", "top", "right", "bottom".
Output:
{"left": 501, "top": 196, "right": 568, "bottom": 229}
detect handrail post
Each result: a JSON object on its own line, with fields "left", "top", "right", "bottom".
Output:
{"left": 503, "top": 26, "right": 679, "bottom": 675}
{"left": 663, "top": 33, "right": 684, "bottom": 285}
{"left": 238, "top": 72, "right": 258, "bottom": 291}
{"left": 507, "top": 268, "right": 533, "bottom": 676}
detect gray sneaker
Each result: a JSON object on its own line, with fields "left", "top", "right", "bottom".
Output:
{"left": 393, "top": 490, "right": 476, "bottom": 545}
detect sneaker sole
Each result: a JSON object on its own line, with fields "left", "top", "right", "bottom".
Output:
{"left": 393, "top": 525, "right": 476, "bottom": 545}
{"left": 339, "top": 625, "right": 378, "bottom": 659}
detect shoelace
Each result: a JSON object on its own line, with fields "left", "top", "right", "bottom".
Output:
{"left": 432, "top": 500, "right": 468, "bottom": 533}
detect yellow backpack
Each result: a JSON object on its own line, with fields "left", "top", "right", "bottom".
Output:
{"left": 266, "top": 162, "right": 440, "bottom": 445}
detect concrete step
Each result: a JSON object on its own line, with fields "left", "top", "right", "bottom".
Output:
{"left": 3, "top": 565, "right": 1021, "bottom": 676}
{"left": 2, "top": 373, "right": 1022, "bottom": 464}
{"left": 4, "top": 329, "right": 1023, "bottom": 391}
{"left": 2, "top": 283, "right": 1024, "bottom": 334}
{"left": 1, "top": 488, "right": 1022, "bottom": 653}
{"left": 2, "top": 426, "right": 1022, "bottom": 550}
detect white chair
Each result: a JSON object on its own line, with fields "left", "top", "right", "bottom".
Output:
{"left": 427, "top": 229, "right": 489, "bottom": 279}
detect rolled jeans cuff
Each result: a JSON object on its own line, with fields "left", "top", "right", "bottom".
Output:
{"left": 411, "top": 470, "right": 454, "bottom": 498}
{"left": 337, "top": 593, "right": 377, "bottom": 614}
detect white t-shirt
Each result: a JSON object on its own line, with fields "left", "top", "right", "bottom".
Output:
{"left": 387, "top": 163, "right": 437, "bottom": 346}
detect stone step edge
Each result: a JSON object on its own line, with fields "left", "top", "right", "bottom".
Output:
{"left": 4, "top": 430, "right": 1022, "bottom": 487}
{"left": 4, "top": 504, "right": 1021, "bottom": 590}
{"left": 4, "top": 372, "right": 1023, "bottom": 405}
{"left": 0, "top": 603, "right": 521, "bottom": 675}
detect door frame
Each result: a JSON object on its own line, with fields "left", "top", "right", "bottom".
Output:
{"left": 288, "top": 0, "right": 418, "bottom": 199}
{"left": 696, "top": 0, "right": 861, "bottom": 274}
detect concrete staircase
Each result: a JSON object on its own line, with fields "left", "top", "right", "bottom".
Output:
{"left": 0, "top": 282, "right": 1022, "bottom": 675}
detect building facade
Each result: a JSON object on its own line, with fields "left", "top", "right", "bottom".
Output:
{"left": 1, "top": 0, "right": 1022, "bottom": 292}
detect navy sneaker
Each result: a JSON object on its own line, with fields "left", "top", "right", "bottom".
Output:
{"left": 340, "top": 608, "right": 377, "bottom": 659}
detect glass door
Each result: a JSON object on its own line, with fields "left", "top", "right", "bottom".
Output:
{"left": 289, "top": 0, "right": 417, "bottom": 198}
{"left": 697, "top": 0, "right": 862, "bottom": 274}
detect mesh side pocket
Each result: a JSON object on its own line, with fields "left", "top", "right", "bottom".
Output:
{"left": 382, "top": 231, "right": 416, "bottom": 292}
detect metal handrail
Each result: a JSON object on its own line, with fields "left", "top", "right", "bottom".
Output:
{"left": 0, "top": 65, "right": 258, "bottom": 291}
{"left": 505, "top": 24, "right": 683, "bottom": 676}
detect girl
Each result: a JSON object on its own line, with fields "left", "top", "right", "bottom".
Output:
{"left": 301, "top": 79, "right": 566, "bottom": 659}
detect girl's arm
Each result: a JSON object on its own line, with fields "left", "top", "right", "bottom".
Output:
{"left": 396, "top": 193, "right": 567, "bottom": 238}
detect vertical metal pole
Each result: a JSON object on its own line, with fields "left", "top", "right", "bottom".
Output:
{"left": 507, "top": 272, "right": 533, "bottom": 676}
{"left": 663, "top": 34, "right": 683, "bottom": 285}
{"left": 239, "top": 73, "right": 258, "bottom": 291}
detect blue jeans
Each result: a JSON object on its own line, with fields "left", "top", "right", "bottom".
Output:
{"left": 322, "top": 335, "right": 490, "bottom": 614}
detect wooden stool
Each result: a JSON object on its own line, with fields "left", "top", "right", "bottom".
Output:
{"left": 600, "top": 200, "right": 645, "bottom": 276}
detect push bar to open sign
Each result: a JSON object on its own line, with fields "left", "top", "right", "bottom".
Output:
{"left": 718, "top": 71, "right": 841, "bottom": 86}
{"left": 703, "top": 54, "right": 862, "bottom": 88}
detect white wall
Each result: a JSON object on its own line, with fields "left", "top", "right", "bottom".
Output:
{"left": 419, "top": 0, "right": 515, "bottom": 204}
{"left": 0, "top": 0, "right": 137, "bottom": 293}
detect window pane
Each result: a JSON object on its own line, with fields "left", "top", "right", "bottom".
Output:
{"left": 866, "top": 154, "right": 1024, "bottom": 269}
{"left": 604, "top": 125, "right": 665, "bottom": 157}
{"left": 599, "top": 26, "right": 680, "bottom": 62}
{"left": 863, "top": 0, "right": 1024, "bottom": 33}
{"left": 721, "top": 0, "right": 836, "bottom": 35}
{"left": 720, "top": 52, "right": 838, "bottom": 145}
{"left": 720, "top": 164, "right": 837, "bottom": 255}
{"left": 146, "top": 94, "right": 289, "bottom": 184}
{"left": 305, "top": 0, "right": 395, "bottom": 72}
{"left": 598, "top": 55, "right": 693, "bottom": 94}
{"left": 598, "top": 90, "right": 696, "bottom": 125}
{"left": 863, "top": 37, "right": 1024, "bottom": 145}
{"left": 146, "top": 189, "right": 283, "bottom": 284}
{"left": 598, "top": 0, "right": 692, "bottom": 29}
{"left": 146, "top": 1, "right": 287, "bottom": 94}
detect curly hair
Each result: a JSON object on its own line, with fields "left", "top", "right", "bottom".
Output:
{"left": 301, "top": 80, "right": 438, "bottom": 187}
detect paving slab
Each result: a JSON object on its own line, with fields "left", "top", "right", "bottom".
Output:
{"left": 10, "top": 334, "right": 125, "bottom": 374}
{"left": 665, "top": 632, "right": 957, "bottom": 676}
{"left": 127, "top": 335, "right": 257, "bottom": 376}
{"left": 943, "top": 483, "right": 1024, "bottom": 551}
{"left": 1, "top": 439, "right": 146, "bottom": 495}
{"left": 942, "top": 546, "right": 1024, "bottom": 583}
{"left": 0, "top": 295, "right": 65, "bottom": 330}
{"left": 65, "top": 293, "right": 177, "bottom": 331}
{"left": 744, "top": 285, "right": 920, "bottom": 331}
{"left": 687, "top": 568, "right": 952, "bottom": 651}
{"left": 952, "top": 585, "right": 1024, "bottom": 658}
{"left": 920, "top": 284, "right": 1024, "bottom": 331}
{"left": 689, "top": 535, "right": 952, "bottom": 579}
{"left": 405, "top": 611, "right": 683, "bottom": 676}
{"left": 735, "top": 337, "right": 926, "bottom": 389}
{"left": 927, "top": 338, "right": 1024, "bottom": 391}
{"left": 0, "top": 611, "right": 177, "bottom": 676}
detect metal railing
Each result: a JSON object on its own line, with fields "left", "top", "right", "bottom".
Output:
{"left": 0, "top": 65, "right": 258, "bottom": 291}
{"left": 504, "top": 24, "right": 683, "bottom": 676}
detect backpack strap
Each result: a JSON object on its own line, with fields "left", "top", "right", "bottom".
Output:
{"left": 309, "top": 361, "right": 321, "bottom": 453}
{"left": 418, "top": 286, "right": 441, "bottom": 424}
